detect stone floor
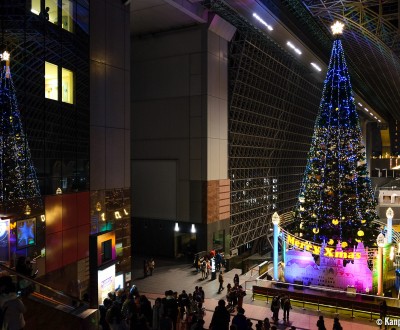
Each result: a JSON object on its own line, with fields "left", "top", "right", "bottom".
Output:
{"left": 131, "top": 256, "right": 388, "bottom": 330}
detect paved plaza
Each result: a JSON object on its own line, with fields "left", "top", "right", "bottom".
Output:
{"left": 131, "top": 256, "right": 387, "bottom": 330}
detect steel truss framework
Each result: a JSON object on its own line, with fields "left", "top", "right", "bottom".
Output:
{"left": 278, "top": 0, "right": 400, "bottom": 121}
{"left": 205, "top": 1, "right": 323, "bottom": 250}
{"left": 1, "top": 1, "right": 90, "bottom": 195}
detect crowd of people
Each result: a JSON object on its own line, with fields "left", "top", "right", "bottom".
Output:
{"left": 99, "top": 285, "right": 208, "bottom": 330}
{"left": 98, "top": 282, "right": 289, "bottom": 330}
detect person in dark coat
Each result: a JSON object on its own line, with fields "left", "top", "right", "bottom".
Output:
{"left": 271, "top": 296, "right": 280, "bottom": 322}
{"left": 316, "top": 315, "right": 326, "bottom": 330}
{"left": 99, "top": 298, "right": 112, "bottom": 330}
{"left": 282, "top": 296, "right": 291, "bottom": 321}
{"left": 231, "top": 307, "right": 247, "bottom": 330}
{"left": 332, "top": 317, "right": 343, "bottom": 330}
{"left": 210, "top": 299, "right": 230, "bottom": 330}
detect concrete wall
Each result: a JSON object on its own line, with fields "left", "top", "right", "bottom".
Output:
{"left": 131, "top": 23, "right": 231, "bottom": 255}
{"left": 90, "top": 0, "right": 131, "bottom": 191}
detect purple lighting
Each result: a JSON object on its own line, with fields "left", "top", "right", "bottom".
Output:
{"left": 284, "top": 242, "right": 372, "bottom": 292}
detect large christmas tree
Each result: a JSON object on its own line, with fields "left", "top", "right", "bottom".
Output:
{"left": 292, "top": 22, "right": 380, "bottom": 248}
{"left": 0, "top": 52, "right": 42, "bottom": 216}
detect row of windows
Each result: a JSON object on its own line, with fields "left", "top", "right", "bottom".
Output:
{"left": 32, "top": 0, "right": 74, "bottom": 32}
{"left": 31, "top": 0, "right": 89, "bottom": 34}
{"left": 45, "top": 62, "right": 74, "bottom": 104}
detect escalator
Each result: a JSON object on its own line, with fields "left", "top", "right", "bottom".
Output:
{"left": 0, "top": 263, "right": 98, "bottom": 330}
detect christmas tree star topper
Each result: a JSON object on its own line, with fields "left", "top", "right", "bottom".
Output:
{"left": 331, "top": 21, "right": 344, "bottom": 35}
{"left": 0, "top": 51, "right": 10, "bottom": 62}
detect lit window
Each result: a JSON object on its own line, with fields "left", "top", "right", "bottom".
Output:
{"left": 31, "top": 0, "right": 74, "bottom": 31}
{"left": 31, "top": 0, "right": 58, "bottom": 25}
{"left": 45, "top": 62, "right": 74, "bottom": 104}
{"left": 62, "top": 68, "right": 74, "bottom": 104}
{"left": 45, "top": 62, "right": 58, "bottom": 101}
{"left": 46, "top": 0, "right": 58, "bottom": 24}
{"left": 31, "top": 0, "right": 41, "bottom": 15}
{"left": 62, "top": 0, "right": 75, "bottom": 32}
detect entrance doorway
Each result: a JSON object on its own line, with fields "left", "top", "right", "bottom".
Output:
{"left": 174, "top": 233, "right": 196, "bottom": 260}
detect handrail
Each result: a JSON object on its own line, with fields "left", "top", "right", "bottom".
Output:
{"left": 0, "top": 262, "right": 84, "bottom": 309}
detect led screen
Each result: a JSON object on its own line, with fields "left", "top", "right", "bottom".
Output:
{"left": 17, "top": 218, "right": 36, "bottom": 249}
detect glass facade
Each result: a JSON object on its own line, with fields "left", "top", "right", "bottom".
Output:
{"left": 4, "top": 1, "right": 89, "bottom": 196}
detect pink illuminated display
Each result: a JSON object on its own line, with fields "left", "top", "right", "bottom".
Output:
{"left": 284, "top": 242, "right": 372, "bottom": 292}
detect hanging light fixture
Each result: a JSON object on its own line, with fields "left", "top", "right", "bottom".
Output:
{"left": 174, "top": 222, "right": 180, "bottom": 232}
{"left": 24, "top": 205, "right": 31, "bottom": 215}
{"left": 191, "top": 224, "right": 196, "bottom": 233}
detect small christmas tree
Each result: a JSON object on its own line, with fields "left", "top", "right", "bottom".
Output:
{"left": 292, "top": 22, "right": 380, "bottom": 248}
{"left": 0, "top": 51, "right": 42, "bottom": 216}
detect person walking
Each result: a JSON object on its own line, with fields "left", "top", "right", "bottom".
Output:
{"left": 316, "top": 315, "right": 326, "bottom": 330}
{"left": 218, "top": 271, "right": 224, "bottom": 293}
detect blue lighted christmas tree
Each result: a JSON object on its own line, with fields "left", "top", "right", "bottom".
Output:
{"left": 0, "top": 52, "right": 42, "bottom": 216}
{"left": 292, "top": 22, "right": 379, "bottom": 248}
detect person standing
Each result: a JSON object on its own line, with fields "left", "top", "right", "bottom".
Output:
{"left": 282, "top": 296, "right": 291, "bottom": 322}
{"left": 231, "top": 307, "right": 247, "bottom": 330}
{"left": 148, "top": 258, "right": 155, "bottom": 276}
{"left": 379, "top": 300, "right": 388, "bottom": 329}
{"left": 209, "top": 299, "right": 230, "bottom": 330}
{"left": 233, "top": 274, "right": 239, "bottom": 287}
{"left": 332, "top": 317, "right": 343, "bottom": 330}
{"left": 263, "top": 317, "right": 271, "bottom": 330}
{"left": 316, "top": 315, "right": 326, "bottom": 330}
{"left": 143, "top": 259, "right": 148, "bottom": 277}
{"left": 218, "top": 271, "right": 224, "bottom": 293}
{"left": 271, "top": 296, "right": 280, "bottom": 322}
{"left": 2, "top": 282, "right": 26, "bottom": 330}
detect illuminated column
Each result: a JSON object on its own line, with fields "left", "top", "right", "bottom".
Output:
{"left": 282, "top": 232, "right": 286, "bottom": 265}
{"left": 376, "top": 233, "right": 385, "bottom": 295}
{"left": 386, "top": 207, "right": 394, "bottom": 244}
{"left": 272, "top": 212, "right": 280, "bottom": 281}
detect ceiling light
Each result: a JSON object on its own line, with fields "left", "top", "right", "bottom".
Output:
{"left": 358, "top": 102, "right": 363, "bottom": 106}
{"left": 310, "top": 63, "right": 321, "bottom": 72}
{"left": 286, "top": 41, "right": 302, "bottom": 55}
{"left": 253, "top": 13, "right": 273, "bottom": 31}
{"left": 364, "top": 108, "right": 369, "bottom": 112}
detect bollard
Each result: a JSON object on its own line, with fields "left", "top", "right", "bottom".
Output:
{"left": 351, "top": 304, "right": 355, "bottom": 318}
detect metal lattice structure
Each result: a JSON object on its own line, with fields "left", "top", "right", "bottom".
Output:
{"left": 1, "top": 1, "right": 90, "bottom": 195}
{"left": 205, "top": 1, "right": 323, "bottom": 250}
{"left": 278, "top": 0, "right": 400, "bottom": 121}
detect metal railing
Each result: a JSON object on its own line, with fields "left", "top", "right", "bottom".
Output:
{"left": 252, "top": 278, "right": 399, "bottom": 321}
{"left": 0, "top": 262, "right": 85, "bottom": 311}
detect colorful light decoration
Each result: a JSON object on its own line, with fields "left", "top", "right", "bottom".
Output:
{"left": 290, "top": 32, "right": 380, "bottom": 248}
{"left": 331, "top": 21, "right": 344, "bottom": 35}
{"left": 0, "top": 58, "right": 43, "bottom": 215}
{"left": 357, "top": 229, "right": 364, "bottom": 237}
